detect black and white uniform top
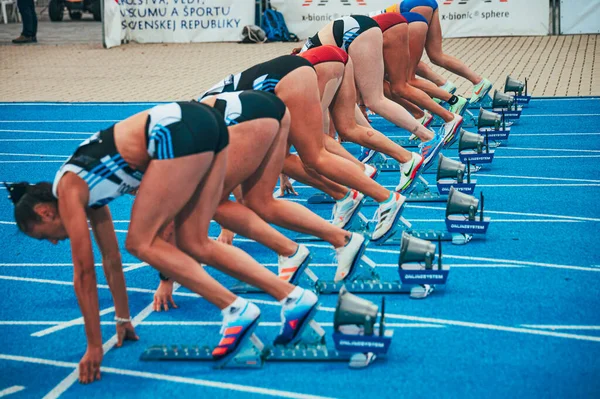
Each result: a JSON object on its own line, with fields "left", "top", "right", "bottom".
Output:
{"left": 208, "top": 90, "right": 287, "bottom": 126}
{"left": 300, "top": 15, "right": 379, "bottom": 53}
{"left": 52, "top": 101, "right": 228, "bottom": 209}
{"left": 199, "top": 55, "right": 314, "bottom": 99}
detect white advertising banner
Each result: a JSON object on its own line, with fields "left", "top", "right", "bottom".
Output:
{"left": 103, "top": 0, "right": 254, "bottom": 49}
{"left": 560, "top": 0, "right": 600, "bottom": 34}
{"left": 272, "top": 0, "right": 549, "bottom": 40}
{"left": 438, "top": 0, "right": 549, "bottom": 38}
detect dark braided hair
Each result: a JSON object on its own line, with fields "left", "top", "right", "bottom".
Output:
{"left": 4, "top": 182, "right": 57, "bottom": 233}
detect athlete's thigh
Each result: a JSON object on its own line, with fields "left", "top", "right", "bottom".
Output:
{"left": 221, "top": 118, "right": 280, "bottom": 195}
{"left": 130, "top": 153, "right": 214, "bottom": 239}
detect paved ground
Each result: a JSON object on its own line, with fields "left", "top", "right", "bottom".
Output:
{"left": 0, "top": 19, "right": 599, "bottom": 101}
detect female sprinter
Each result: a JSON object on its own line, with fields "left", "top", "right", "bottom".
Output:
{"left": 153, "top": 91, "right": 367, "bottom": 310}
{"left": 296, "top": 45, "right": 444, "bottom": 193}
{"left": 372, "top": 1, "right": 493, "bottom": 104}
{"left": 200, "top": 56, "right": 407, "bottom": 242}
{"left": 370, "top": 12, "right": 466, "bottom": 145}
{"left": 5, "top": 101, "right": 319, "bottom": 384}
{"left": 298, "top": 14, "right": 442, "bottom": 142}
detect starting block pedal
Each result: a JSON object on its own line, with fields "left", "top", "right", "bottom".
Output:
{"left": 458, "top": 129, "right": 495, "bottom": 166}
{"left": 436, "top": 154, "right": 477, "bottom": 196}
{"left": 467, "top": 93, "right": 493, "bottom": 109}
{"left": 492, "top": 91, "right": 522, "bottom": 121}
{"left": 505, "top": 76, "right": 531, "bottom": 106}
{"left": 478, "top": 108, "right": 511, "bottom": 142}
{"left": 141, "top": 290, "right": 394, "bottom": 369}
{"left": 445, "top": 187, "right": 491, "bottom": 239}
{"left": 390, "top": 136, "right": 421, "bottom": 148}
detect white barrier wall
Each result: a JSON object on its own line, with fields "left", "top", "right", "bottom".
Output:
{"left": 103, "top": 0, "right": 255, "bottom": 49}
{"left": 271, "top": 0, "right": 549, "bottom": 39}
{"left": 560, "top": 0, "right": 600, "bottom": 34}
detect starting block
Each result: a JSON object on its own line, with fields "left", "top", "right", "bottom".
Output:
{"left": 467, "top": 93, "right": 493, "bottom": 110}
{"left": 390, "top": 136, "right": 421, "bottom": 148}
{"left": 445, "top": 187, "right": 491, "bottom": 240}
{"left": 478, "top": 107, "right": 511, "bottom": 142}
{"left": 505, "top": 76, "right": 531, "bottom": 106}
{"left": 492, "top": 90, "right": 522, "bottom": 121}
{"left": 458, "top": 129, "right": 495, "bottom": 166}
{"left": 141, "top": 289, "right": 393, "bottom": 369}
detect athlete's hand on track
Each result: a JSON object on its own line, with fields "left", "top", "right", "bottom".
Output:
{"left": 79, "top": 345, "right": 103, "bottom": 384}
{"left": 116, "top": 321, "right": 139, "bottom": 347}
{"left": 154, "top": 280, "right": 178, "bottom": 312}
{"left": 279, "top": 174, "right": 298, "bottom": 196}
{"left": 217, "top": 228, "right": 235, "bottom": 245}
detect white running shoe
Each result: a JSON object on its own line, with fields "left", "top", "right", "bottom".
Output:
{"left": 363, "top": 163, "right": 378, "bottom": 179}
{"left": 372, "top": 192, "right": 406, "bottom": 242}
{"left": 331, "top": 189, "right": 364, "bottom": 229}
{"left": 334, "top": 232, "right": 367, "bottom": 282}
{"left": 278, "top": 244, "right": 311, "bottom": 283}
{"left": 396, "top": 152, "right": 424, "bottom": 193}
{"left": 441, "top": 114, "right": 464, "bottom": 146}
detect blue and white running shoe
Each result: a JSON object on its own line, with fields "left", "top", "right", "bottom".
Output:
{"left": 419, "top": 132, "right": 444, "bottom": 170}
{"left": 212, "top": 301, "right": 260, "bottom": 360}
{"left": 274, "top": 289, "right": 319, "bottom": 346}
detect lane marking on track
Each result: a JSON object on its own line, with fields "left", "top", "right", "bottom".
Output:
{"left": 0, "top": 120, "right": 120, "bottom": 123}
{"left": 0, "top": 386, "right": 25, "bottom": 398}
{"left": 521, "top": 325, "right": 600, "bottom": 330}
{"left": 31, "top": 306, "right": 116, "bottom": 337}
{"left": 0, "top": 129, "right": 92, "bottom": 135}
{"left": 0, "top": 353, "right": 336, "bottom": 399}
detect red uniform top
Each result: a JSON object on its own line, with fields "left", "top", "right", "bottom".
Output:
{"left": 299, "top": 45, "right": 349, "bottom": 66}
{"left": 372, "top": 12, "right": 407, "bottom": 32}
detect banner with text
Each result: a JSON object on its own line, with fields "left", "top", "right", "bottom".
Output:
{"left": 103, "top": 0, "right": 254, "bottom": 48}
{"left": 271, "top": 0, "right": 549, "bottom": 40}
{"left": 560, "top": 0, "right": 600, "bottom": 34}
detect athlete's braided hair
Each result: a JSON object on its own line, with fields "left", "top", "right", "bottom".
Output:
{"left": 4, "top": 182, "right": 56, "bottom": 233}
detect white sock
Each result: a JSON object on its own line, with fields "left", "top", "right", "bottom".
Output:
{"left": 364, "top": 163, "right": 375, "bottom": 177}
{"left": 221, "top": 296, "right": 247, "bottom": 317}
{"left": 280, "top": 286, "right": 303, "bottom": 305}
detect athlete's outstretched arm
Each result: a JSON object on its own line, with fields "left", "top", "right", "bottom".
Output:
{"left": 57, "top": 173, "right": 103, "bottom": 384}
{"left": 89, "top": 205, "right": 138, "bottom": 347}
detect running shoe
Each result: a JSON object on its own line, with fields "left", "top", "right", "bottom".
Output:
{"left": 364, "top": 163, "right": 379, "bottom": 180}
{"left": 448, "top": 96, "right": 468, "bottom": 116}
{"left": 396, "top": 152, "right": 424, "bottom": 193}
{"left": 274, "top": 288, "right": 319, "bottom": 346}
{"left": 334, "top": 232, "right": 367, "bottom": 282}
{"left": 331, "top": 190, "right": 364, "bottom": 229}
{"left": 371, "top": 192, "right": 407, "bottom": 242}
{"left": 417, "top": 111, "right": 434, "bottom": 128}
{"left": 358, "top": 147, "right": 377, "bottom": 163}
{"left": 440, "top": 114, "right": 464, "bottom": 146}
{"left": 278, "top": 245, "right": 311, "bottom": 284}
{"left": 212, "top": 301, "right": 261, "bottom": 360}
{"left": 469, "top": 78, "right": 493, "bottom": 104}
{"left": 441, "top": 80, "right": 457, "bottom": 94}
{"left": 418, "top": 132, "right": 444, "bottom": 170}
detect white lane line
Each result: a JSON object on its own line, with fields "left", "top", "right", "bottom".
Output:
{"left": 122, "top": 263, "right": 148, "bottom": 272}
{"left": 0, "top": 386, "right": 25, "bottom": 397}
{"left": 406, "top": 204, "right": 600, "bottom": 222}
{"left": 521, "top": 325, "right": 600, "bottom": 331}
{"left": 1, "top": 353, "right": 335, "bottom": 399}
{"left": 0, "top": 120, "right": 119, "bottom": 123}
{"left": 0, "top": 129, "right": 93, "bottom": 135}
{"left": 495, "top": 155, "right": 600, "bottom": 159}
{"left": 0, "top": 263, "right": 139, "bottom": 267}
{"left": 42, "top": 284, "right": 180, "bottom": 399}
{"left": 31, "top": 306, "right": 116, "bottom": 337}
{"left": 501, "top": 147, "right": 600, "bottom": 153}
{"left": 521, "top": 113, "right": 600, "bottom": 117}
{"left": 510, "top": 133, "right": 600, "bottom": 137}
{"left": 0, "top": 161, "right": 65, "bottom": 163}
{"left": 0, "top": 322, "right": 59, "bottom": 325}
{"left": 476, "top": 173, "right": 600, "bottom": 183}
{"left": 0, "top": 139, "right": 84, "bottom": 142}
{"left": 0, "top": 153, "right": 68, "bottom": 158}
